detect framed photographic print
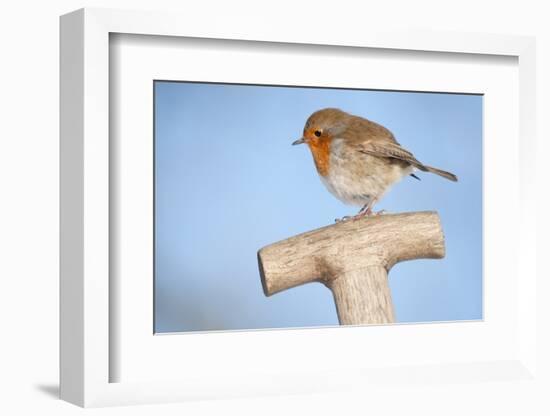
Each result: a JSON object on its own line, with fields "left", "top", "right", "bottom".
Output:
{"left": 60, "top": 8, "right": 538, "bottom": 408}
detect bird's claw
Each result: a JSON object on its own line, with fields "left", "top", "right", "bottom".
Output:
{"left": 335, "top": 216, "right": 353, "bottom": 223}
{"left": 335, "top": 210, "right": 388, "bottom": 223}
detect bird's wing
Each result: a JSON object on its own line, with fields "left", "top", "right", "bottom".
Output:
{"left": 343, "top": 115, "right": 427, "bottom": 170}
{"left": 356, "top": 140, "right": 428, "bottom": 171}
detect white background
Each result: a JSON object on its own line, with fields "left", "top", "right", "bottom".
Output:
{"left": 1, "top": 1, "right": 548, "bottom": 415}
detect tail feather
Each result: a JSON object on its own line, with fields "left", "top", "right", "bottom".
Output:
{"left": 424, "top": 165, "right": 458, "bottom": 182}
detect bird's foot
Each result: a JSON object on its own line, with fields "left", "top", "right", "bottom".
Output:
{"left": 335, "top": 215, "right": 354, "bottom": 223}
{"left": 335, "top": 209, "right": 387, "bottom": 223}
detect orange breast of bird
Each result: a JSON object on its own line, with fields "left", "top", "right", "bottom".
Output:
{"left": 307, "top": 136, "right": 331, "bottom": 177}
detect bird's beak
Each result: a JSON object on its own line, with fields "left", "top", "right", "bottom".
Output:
{"left": 292, "top": 137, "right": 306, "bottom": 146}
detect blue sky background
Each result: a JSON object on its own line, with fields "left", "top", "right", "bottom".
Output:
{"left": 154, "top": 81, "right": 482, "bottom": 333}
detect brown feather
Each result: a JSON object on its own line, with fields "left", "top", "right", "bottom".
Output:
{"left": 337, "top": 111, "right": 458, "bottom": 182}
{"left": 299, "top": 108, "right": 458, "bottom": 211}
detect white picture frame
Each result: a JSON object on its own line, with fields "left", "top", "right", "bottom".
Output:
{"left": 60, "top": 7, "right": 538, "bottom": 408}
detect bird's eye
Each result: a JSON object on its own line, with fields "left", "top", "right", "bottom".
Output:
{"left": 314, "top": 130, "right": 322, "bottom": 137}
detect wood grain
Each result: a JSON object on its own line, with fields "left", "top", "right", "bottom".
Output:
{"left": 257, "top": 211, "right": 446, "bottom": 325}
{"left": 330, "top": 266, "right": 395, "bottom": 325}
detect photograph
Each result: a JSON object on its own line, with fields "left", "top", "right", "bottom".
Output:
{"left": 154, "top": 80, "right": 482, "bottom": 333}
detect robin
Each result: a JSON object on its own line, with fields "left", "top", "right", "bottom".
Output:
{"left": 292, "top": 108, "right": 457, "bottom": 220}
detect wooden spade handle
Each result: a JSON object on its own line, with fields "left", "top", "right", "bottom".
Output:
{"left": 257, "top": 211, "right": 446, "bottom": 325}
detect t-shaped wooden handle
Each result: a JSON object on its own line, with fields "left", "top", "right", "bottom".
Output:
{"left": 257, "top": 211, "right": 446, "bottom": 325}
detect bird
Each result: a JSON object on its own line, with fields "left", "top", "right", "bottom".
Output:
{"left": 292, "top": 108, "right": 457, "bottom": 220}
